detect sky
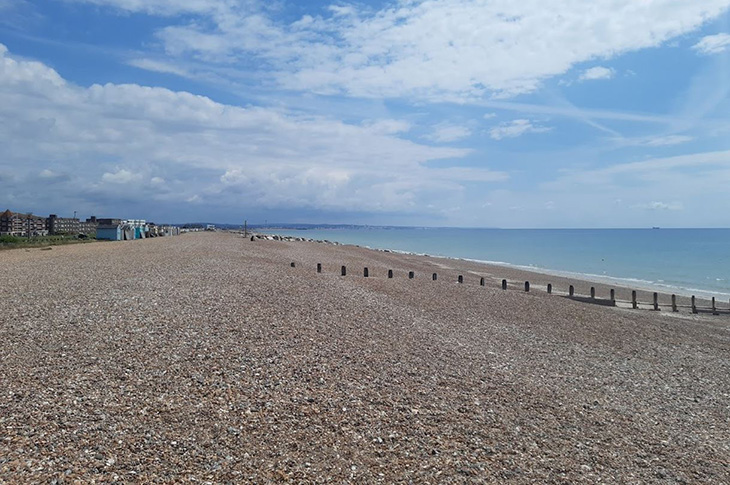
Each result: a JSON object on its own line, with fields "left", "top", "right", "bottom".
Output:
{"left": 1, "top": 1, "right": 729, "bottom": 227}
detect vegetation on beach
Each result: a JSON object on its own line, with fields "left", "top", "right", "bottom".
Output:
{"left": 0, "top": 234, "right": 97, "bottom": 249}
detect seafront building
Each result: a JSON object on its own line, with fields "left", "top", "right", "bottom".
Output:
{"left": 1, "top": 209, "right": 179, "bottom": 239}
{"left": 0, "top": 210, "right": 48, "bottom": 237}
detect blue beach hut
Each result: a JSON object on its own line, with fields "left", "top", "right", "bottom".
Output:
{"left": 96, "top": 224, "right": 122, "bottom": 241}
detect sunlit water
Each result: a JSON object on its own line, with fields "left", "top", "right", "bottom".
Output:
{"left": 271, "top": 227, "right": 730, "bottom": 299}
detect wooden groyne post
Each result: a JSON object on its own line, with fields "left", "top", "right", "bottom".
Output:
{"left": 290, "top": 262, "right": 296, "bottom": 268}
{"left": 653, "top": 292, "right": 659, "bottom": 311}
{"left": 317, "top": 263, "right": 322, "bottom": 273}
{"left": 341, "top": 265, "right": 347, "bottom": 276}
{"left": 502, "top": 279, "right": 507, "bottom": 290}
{"left": 458, "top": 275, "right": 463, "bottom": 284}
{"left": 691, "top": 296, "right": 697, "bottom": 314}
{"left": 432, "top": 273, "right": 438, "bottom": 281}
{"left": 712, "top": 297, "right": 718, "bottom": 315}
{"left": 569, "top": 285, "right": 574, "bottom": 296}
{"left": 363, "top": 267, "right": 369, "bottom": 277}
{"left": 632, "top": 291, "right": 637, "bottom": 309}
{"left": 671, "top": 294, "right": 677, "bottom": 312}
{"left": 610, "top": 289, "right": 615, "bottom": 302}
{"left": 590, "top": 287, "right": 596, "bottom": 299}
{"left": 480, "top": 277, "right": 485, "bottom": 286}
{"left": 409, "top": 271, "right": 415, "bottom": 279}
{"left": 388, "top": 269, "right": 393, "bottom": 279}
{"left": 547, "top": 283, "right": 552, "bottom": 294}
{"left": 524, "top": 281, "right": 530, "bottom": 292}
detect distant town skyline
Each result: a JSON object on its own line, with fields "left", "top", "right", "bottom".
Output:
{"left": 1, "top": 1, "right": 730, "bottom": 228}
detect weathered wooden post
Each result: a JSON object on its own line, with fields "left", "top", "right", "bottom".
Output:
{"left": 610, "top": 289, "right": 615, "bottom": 301}
{"left": 388, "top": 269, "right": 393, "bottom": 279}
{"left": 632, "top": 291, "right": 637, "bottom": 309}
{"left": 569, "top": 285, "right": 574, "bottom": 296}
{"left": 250, "top": 236, "right": 255, "bottom": 241}
{"left": 691, "top": 295, "right": 697, "bottom": 313}
{"left": 590, "top": 287, "right": 596, "bottom": 299}
{"left": 317, "top": 263, "right": 322, "bottom": 273}
{"left": 712, "top": 297, "right": 718, "bottom": 315}
{"left": 671, "top": 294, "right": 677, "bottom": 312}
{"left": 653, "top": 292, "right": 659, "bottom": 311}
{"left": 480, "top": 277, "right": 485, "bottom": 286}
{"left": 290, "top": 262, "right": 296, "bottom": 268}
{"left": 432, "top": 273, "right": 438, "bottom": 281}
{"left": 363, "top": 267, "right": 369, "bottom": 277}
{"left": 547, "top": 283, "right": 552, "bottom": 294}
{"left": 501, "top": 279, "right": 507, "bottom": 290}
{"left": 408, "top": 271, "right": 414, "bottom": 279}
{"left": 341, "top": 265, "right": 347, "bottom": 276}
{"left": 458, "top": 275, "right": 463, "bottom": 284}
{"left": 524, "top": 281, "right": 530, "bottom": 292}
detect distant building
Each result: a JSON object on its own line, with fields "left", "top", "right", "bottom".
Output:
{"left": 46, "top": 214, "right": 80, "bottom": 235}
{"left": 0, "top": 210, "right": 48, "bottom": 237}
{"left": 78, "top": 217, "right": 98, "bottom": 236}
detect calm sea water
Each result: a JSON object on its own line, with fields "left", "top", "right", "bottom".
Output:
{"left": 272, "top": 227, "right": 730, "bottom": 298}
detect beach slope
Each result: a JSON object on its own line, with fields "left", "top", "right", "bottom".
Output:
{"left": 1, "top": 232, "right": 728, "bottom": 482}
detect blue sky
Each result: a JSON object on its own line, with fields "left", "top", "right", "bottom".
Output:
{"left": 1, "top": 0, "right": 729, "bottom": 227}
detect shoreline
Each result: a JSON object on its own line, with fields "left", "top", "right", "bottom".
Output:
{"left": 261, "top": 231, "right": 728, "bottom": 303}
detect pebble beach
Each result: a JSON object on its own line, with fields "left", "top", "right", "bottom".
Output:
{"left": 1, "top": 231, "right": 729, "bottom": 483}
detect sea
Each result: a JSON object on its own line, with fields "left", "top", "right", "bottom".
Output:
{"left": 271, "top": 227, "right": 730, "bottom": 299}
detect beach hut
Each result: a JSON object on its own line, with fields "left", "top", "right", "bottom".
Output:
{"left": 96, "top": 224, "right": 123, "bottom": 241}
{"left": 122, "top": 225, "right": 135, "bottom": 240}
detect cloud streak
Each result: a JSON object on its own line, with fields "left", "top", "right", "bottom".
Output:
{"left": 693, "top": 33, "right": 730, "bottom": 55}
{"left": 489, "top": 119, "right": 551, "bottom": 140}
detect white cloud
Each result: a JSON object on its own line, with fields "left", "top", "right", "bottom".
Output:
{"left": 428, "top": 123, "right": 472, "bottom": 143}
{"left": 102, "top": 169, "right": 142, "bottom": 184}
{"left": 39, "top": 169, "right": 59, "bottom": 178}
{"left": 128, "top": 58, "right": 189, "bottom": 76}
{"left": 68, "top": 0, "right": 730, "bottom": 101}
{"left": 362, "top": 119, "right": 411, "bottom": 135}
{"left": 579, "top": 66, "right": 615, "bottom": 81}
{"left": 489, "top": 119, "right": 551, "bottom": 140}
{"left": 693, "top": 33, "right": 730, "bottom": 55}
{"left": 614, "top": 134, "right": 694, "bottom": 147}
{"left": 635, "top": 201, "right": 684, "bottom": 211}
{"left": 0, "top": 44, "right": 509, "bottom": 218}
{"left": 483, "top": 113, "right": 497, "bottom": 119}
